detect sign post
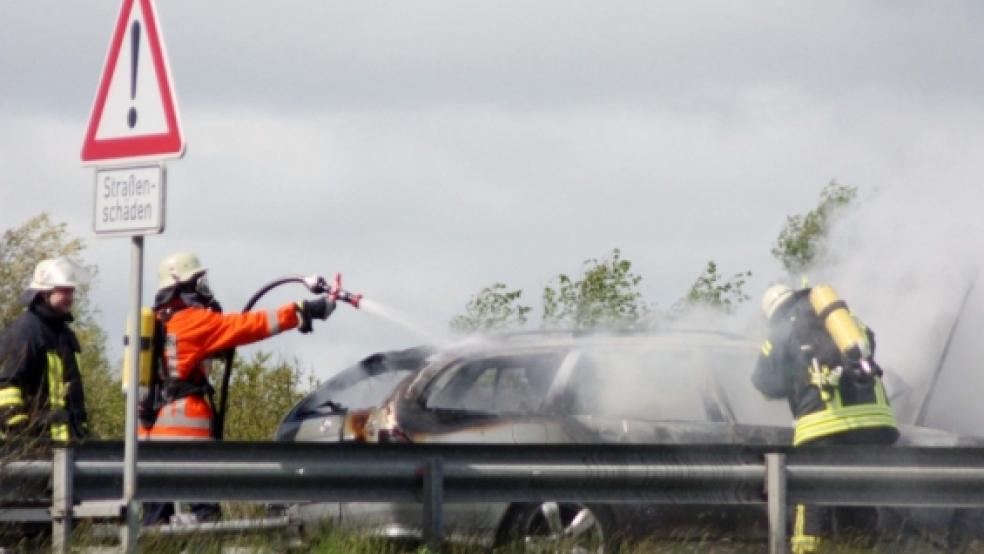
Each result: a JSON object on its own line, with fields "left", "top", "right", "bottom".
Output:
{"left": 82, "top": 0, "right": 184, "bottom": 551}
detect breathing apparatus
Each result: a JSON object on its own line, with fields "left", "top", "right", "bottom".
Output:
{"left": 121, "top": 307, "right": 156, "bottom": 393}
{"left": 808, "top": 285, "right": 875, "bottom": 382}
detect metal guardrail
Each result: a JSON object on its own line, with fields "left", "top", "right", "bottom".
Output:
{"left": 3, "top": 441, "right": 984, "bottom": 554}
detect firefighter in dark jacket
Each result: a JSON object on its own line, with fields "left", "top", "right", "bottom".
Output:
{"left": 752, "top": 283, "right": 898, "bottom": 553}
{"left": 0, "top": 258, "right": 89, "bottom": 443}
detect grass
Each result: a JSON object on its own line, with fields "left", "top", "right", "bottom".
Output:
{"left": 4, "top": 515, "right": 984, "bottom": 553}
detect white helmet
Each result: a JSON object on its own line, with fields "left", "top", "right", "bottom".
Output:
{"left": 761, "top": 283, "right": 794, "bottom": 320}
{"left": 158, "top": 251, "right": 206, "bottom": 291}
{"left": 28, "top": 257, "right": 85, "bottom": 291}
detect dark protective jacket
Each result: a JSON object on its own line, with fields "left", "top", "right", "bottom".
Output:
{"left": 751, "top": 289, "right": 898, "bottom": 447}
{"left": 0, "top": 300, "right": 88, "bottom": 441}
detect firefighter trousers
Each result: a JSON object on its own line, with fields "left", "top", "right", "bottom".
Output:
{"left": 139, "top": 395, "right": 221, "bottom": 525}
{"left": 792, "top": 428, "right": 897, "bottom": 553}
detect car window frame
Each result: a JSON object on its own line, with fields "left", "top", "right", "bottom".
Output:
{"left": 418, "top": 350, "right": 568, "bottom": 415}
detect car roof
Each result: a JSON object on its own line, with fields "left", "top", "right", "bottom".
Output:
{"left": 445, "top": 328, "right": 758, "bottom": 355}
{"left": 405, "top": 329, "right": 759, "bottom": 391}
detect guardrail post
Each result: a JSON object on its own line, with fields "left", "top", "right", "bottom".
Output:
{"left": 766, "top": 453, "right": 787, "bottom": 554}
{"left": 52, "top": 447, "right": 73, "bottom": 554}
{"left": 422, "top": 458, "right": 444, "bottom": 552}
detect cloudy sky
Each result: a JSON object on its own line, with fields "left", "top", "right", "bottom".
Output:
{"left": 2, "top": 1, "right": 984, "bottom": 388}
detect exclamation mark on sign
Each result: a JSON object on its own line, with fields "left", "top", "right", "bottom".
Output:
{"left": 127, "top": 21, "right": 141, "bottom": 129}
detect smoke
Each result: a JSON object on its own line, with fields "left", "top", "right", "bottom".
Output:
{"left": 499, "top": 182, "right": 984, "bottom": 437}
{"left": 338, "top": 183, "right": 984, "bottom": 439}
{"left": 802, "top": 183, "right": 984, "bottom": 431}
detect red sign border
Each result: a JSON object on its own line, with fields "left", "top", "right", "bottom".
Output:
{"left": 81, "top": 0, "right": 184, "bottom": 164}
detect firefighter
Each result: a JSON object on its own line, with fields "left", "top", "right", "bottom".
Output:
{"left": 140, "top": 251, "right": 334, "bottom": 525}
{"left": 0, "top": 257, "right": 89, "bottom": 443}
{"left": 752, "top": 283, "right": 899, "bottom": 553}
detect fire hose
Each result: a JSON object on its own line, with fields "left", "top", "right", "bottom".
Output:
{"left": 213, "top": 273, "right": 362, "bottom": 439}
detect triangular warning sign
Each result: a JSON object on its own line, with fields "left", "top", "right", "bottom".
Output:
{"left": 81, "top": 0, "right": 184, "bottom": 164}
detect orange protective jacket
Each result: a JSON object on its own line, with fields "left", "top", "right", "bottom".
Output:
{"left": 161, "top": 303, "right": 300, "bottom": 383}
{"left": 142, "top": 302, "right": 299, "bottom": 440}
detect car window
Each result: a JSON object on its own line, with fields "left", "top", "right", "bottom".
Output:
{"left": 424, "top": 352, "right": 564, "bottom": 414}
{"left": 329, "top": 370, "right": 416, "bottom": 410}
{"left": 291, "top": 347, "right": 433, "bottom": 419}
{"left": 562, "top": 346, "right": 712, "bottom": 421}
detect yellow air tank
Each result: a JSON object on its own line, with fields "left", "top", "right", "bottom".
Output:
{"left": 122, "top": 307, "right": 155, "bottom": 392}
{"left": 809, "top": 285, "right": 871, "bottom": 361}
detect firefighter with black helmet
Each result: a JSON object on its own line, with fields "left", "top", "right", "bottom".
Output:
{"left": 753, "top": 283, "right": 899, "bottom": 553}
{"left": 0, "top": 257, "right": 90, "bottom": 443}
{"left": 140, "top": 251, "right": 334, "bottom": 525}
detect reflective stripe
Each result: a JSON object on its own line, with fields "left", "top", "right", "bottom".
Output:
{"left": 793, "top": 380, "right": 897, "bottom": 446}
{"left": 146, "top": 425, "right": 211, "bottom": 439}
{"left": 267, "top": 309, "right": 281, "bottom": 335}
{"left": 0, "top": 387, "right": 24, "bottom": 407}
{"left": 791, "top": 502, "right": 820, "bottom": 552}
{"left": 760, "top": 340, "right": 773, "bottom": 357}
{"left": 147, "top": 396, "right": 213, "bottom": 441}
{"left": 46, "top": 352, "right": 68, "bottom": 442}
{"left": 165, "top": 333, "right": 179, "bottom": 380}
{"left": 46, "top": 352, "right": 65, "bottom": 410}
{"left": 50, "top": 424, "right": 69, "bottom": 442}
{"left": 6, "top": 414, "right": 28, "bottom": 427}
{"left": 789, "top": 504, "right": 820, "bottom": 554}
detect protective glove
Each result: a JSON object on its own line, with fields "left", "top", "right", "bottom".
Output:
{"left": 296, "top": 297, "right": 336, "bottom": 334}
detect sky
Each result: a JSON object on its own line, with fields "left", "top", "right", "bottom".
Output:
{"left": 2, "top": 1, "right": 984, "bottom": 403}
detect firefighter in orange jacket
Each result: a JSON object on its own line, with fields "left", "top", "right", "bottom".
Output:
{"left": 141, "top": 251, "right": 333, "bottom": 524}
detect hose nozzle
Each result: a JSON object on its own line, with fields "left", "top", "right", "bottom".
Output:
{"left": 328, "top": 273, "right": 362, "bottom": 309}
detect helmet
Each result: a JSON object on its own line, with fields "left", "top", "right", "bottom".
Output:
{"left": 28, "top": 257, "right": 85, "bottom": 290}
{"left": 761, "top": 283, "right": 794, "bottom": 320}
{"left": 22, "top": 257, "right": 86, "bottom": 305}
{"left": 157, "top": 252, "right": 206, "bottom": 291}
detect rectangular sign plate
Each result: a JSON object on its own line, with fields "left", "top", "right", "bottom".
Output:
{"left": 93, "top": 165, "right": 165, "bottom": 236}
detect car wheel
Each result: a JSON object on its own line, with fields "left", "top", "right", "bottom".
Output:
{"left": 501, "top": 501, "right": 615, "bottom": 553}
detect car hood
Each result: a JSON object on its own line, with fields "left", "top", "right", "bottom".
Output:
{"left": 282, "top": 346, "right": 434, "bottom": 422}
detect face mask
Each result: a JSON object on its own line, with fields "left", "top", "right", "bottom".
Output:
{"left": 195, "top": 275, "right": 213, "bottom": 299}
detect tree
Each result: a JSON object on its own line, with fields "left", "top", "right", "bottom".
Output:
{"left": 0, "top": 214, "right": 87, "bottom": 329}
{"left": 771, "top": 181, "right": 858, "bottom": 275}
{"left": 542, "top": 248, "right": 648, "bottom": 330}
{"left": 449, "top": 283, "right": 531, "bottom": 334}
{"left": 0, "top": 214, "right": 123, "bottom": 439}
{"left": 681, "top": 260, "right": 752, "bottom": 314}
{"left": 223, "top": 351, "right": 311, "bottom": 441}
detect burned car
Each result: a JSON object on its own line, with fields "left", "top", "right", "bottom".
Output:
{"left": 275, "top": 346, "right": 434, "bottom": 443}
{"left": 275, "top": 331, "right": 982, "bottom": 549}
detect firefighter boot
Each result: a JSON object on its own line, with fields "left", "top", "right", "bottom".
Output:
{"left": 792, "top": 504, "right": 822, "bottom": 554}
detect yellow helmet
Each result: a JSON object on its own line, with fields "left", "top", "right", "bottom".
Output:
{"left": 761, "top": 283, "right": 794, "bottom": 320}
{"left": 157, "top": 251, "right": 206, "bottom": 291}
